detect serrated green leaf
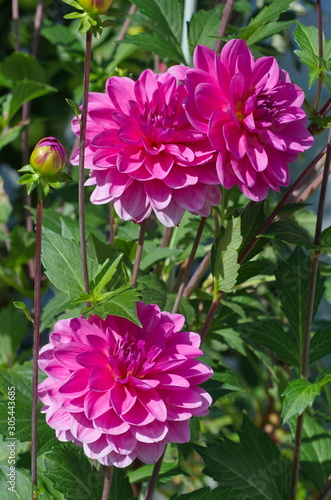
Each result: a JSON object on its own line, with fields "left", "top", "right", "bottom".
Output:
{"left": 41, "top": 227, "right": 85, "bottom": 298}
{"left": 239, "top": 202, "right": 266, "bottom": 261}
{"left": 308, "top": 67, "right": 322, "bottom": 88}
{"left": 240, "top": 20, "right": 293, "bottom": 46}
{"left": 82, "top": 287, "right": 142, "bottom": 326}
{"left": 91, "top": 254, "right": 123, "bottom": 296}
{"left": 121, "top": 33, "right": 184, "bottom": 62}
{"left": 321, "top": 226, "right": 331, "bottom": 248}
{"left": 275, "top": 246, "right": 325, "bottom": 354}
{"left": 309, "top": 329, "right": 331, "bottom": 364}
{"left": 140, "top": 247, "right": 181, "bottom": 271}
{"left": 0, "top": 466, "right": 31, "bottom": 499}
{"left": 214, "top": 217, "right": 242, "bottom": 293}
{"left": 282, "top": 379, "right": 321, "bottom": 423}
{"left": 138, "top": 274, "right": 168, "bottom": 309}
{"left": 249, "top": 0, "right": 293, "bottom": 25}
{"left": 291, "top": 414, "right": 331, "bottom": 491}
{"left": 44, "top": 444, "right": 103, "bottom": 500}
{"left": 293, "top": 23, "right": 319, "bottom": 69}
{"left": 316, "top": 366, "right": 331, "bottom": 386}
{"left": 131, "top": 0, "right": 183, "bottom": 45}
{"left": 239, "top": 320, "right": 298, "bottom": 367}
{"left": 188, "top": 6, "right": 222, "bottom": 55}
{"left": 236, "top": 259, "right": 275, "bottom": 286}
{"left": 41, "top": 22, "right": 84, "bottom": 57}
{"left": 260, "top": 219, "right": 316, "bottom": 249}
{"left": 194, "top": 415, "right": 289, "bottom": 499}
{"left": 2, "top": 52, "right": 45, "bottom": 83}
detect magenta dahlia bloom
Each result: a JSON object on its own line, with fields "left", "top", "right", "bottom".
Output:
{"left": 38, "top": 302, "right": 212, "bottom": 467}
{"left": 174, "top": 40, "right": 313, "bottom": 201}
{"left": 71, "top": 69, "right": 221, "bottom": 226}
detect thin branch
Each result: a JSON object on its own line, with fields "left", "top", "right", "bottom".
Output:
{"left": 101, "top": 465, "right": 113, "bottom": 500}
{"left": 79, "top": 30, "right": 93, "bottom": 295}
{"left": 290, "top": 125, "right": 331, "bottom": 500}
{"left": 183, "top": 251, "right": 211, "bottom": 299}
{"left": 11, "top": 0, "right": 20, "bottom": 51}
{"left": 214, "top": 0, "right": 235, "bottom": 54}
{"left": 172, "top": 217, "right": 206, "bottom": 314}
{"left": 288, "top": 155, "right": 324, "bottom": 202}
{"left": 31, "top": 198, "right": 43, "bottom": 499}
{"left": 131, "top": 219, "right": 147, "bottom": 286}
{"left": 109, "top": 203, "right": 115, "bottom": 246}
{"left": 317, "top": 477, "right": 331, "bottom": 500}
{"left": 153, "top": 226, "right": 173, "bottom": 275}
{"left": 117, "top": 3, "right": 137, "bottom": 41}
{"left": 32, "top": 0, "right": 44, "bottom": 57}
{"left": 144, "top": 450, "right": 165, "bottom": 500}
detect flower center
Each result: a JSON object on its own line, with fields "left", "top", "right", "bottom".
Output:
{"left": 109, "top": 337, "right": 145, "bottom": 379}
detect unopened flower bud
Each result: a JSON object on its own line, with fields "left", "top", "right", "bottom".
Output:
{"left": 78, "top": 0, "right": 112, "bottom": 14}
{"left": 30, "top": 137, "right": 67, "bottom": 177}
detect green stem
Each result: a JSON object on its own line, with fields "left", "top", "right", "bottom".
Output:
{"left": 31, "top": 198, "right": 43, "bottom": 499}
{"left": 144, "top": 450, "right": 165, "bottom": 500}
{"left": 79, "top": 29, "right": 93, "bottom": 294}
{"left": 131, "top": 219, "right": 147, "bottom": 286}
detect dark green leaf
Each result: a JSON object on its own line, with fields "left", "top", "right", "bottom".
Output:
{"left": 293, "top": 23, "right": 319, "bottom": 69}
{"left": 240, "top": 20, "right": 293, "bottom": 46}
{"left": 292, "top": 414, "right": 331, "bottom": 491}
{"left": 91, "top": 255, "right": 123, "bottom": 296}
{"left": 140, "top": 247, "right": 181, "bottom": 271}
{"left": 0, "top": 304, "right": 30, "bottom": 363}
{"left": 122, "top": 33, "right": 183, "bottom": 62}
{"left": 194, "top": 415, "right": 289, "bottom": 499}
{"left": 275, "top": 246, "right": 325, "bottom": 354}
{"left": 310, "top": 329, "right": 331, "bottom": 364}
{"left": 1, "top": 52, "right": 45, "bottom": 83}
{"left": 138, "top": 274, "right": 168, "bottom": 309}
{"left": 8, "top": 81, "right": 56, "bottom": 122}
{"left": 44, "top": 444, "right": 103, "bottom": 500}
{"left": 321, "top": 226, "right": 331, "bottom": 248}
{"left": 109, "top": 467, "right": 135, "bottom": 500}
{"left": 40, "top": 292, "right": 74, "bottom": 332}
{"left": 239, "top": 202, "right": 266, "bottom": 261}
{"left": 260, "top": 219, "right": 316, "bottom": 249}
{"left": 236, "top": 259, "right": 275, "bottom": 286}
{"left": 282, "top": 379, "right": 321, "bottom": 423}
{"left": 171, "top": 487, "right": 240, "bottom": 500}
{"left": 128, "top": 462, "right": 187, "bottom": 485}
{"left": 239, "top": 320, "right": 298, "bottom": 367}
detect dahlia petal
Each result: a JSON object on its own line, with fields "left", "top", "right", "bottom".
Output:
{"left": 71, "top": 413, "right": 102, "bottom": 443}
{"left": 220, "top": 39, "right": 254, "bottom": 75}
{"left": 166, "top": 420, "right": 190, "bottom": 443}
{"left": 113, "top": 182, "right": 149, "bottom": 222}
{"left": 175, "top": 360, "right": 213, "bottom": 385}
{"left": 191, "top": 386, "right": 213, "bottom": 416}
{"left": 43, "top": 361, "right": 70, "bottom": 381}
{"left": 173, "top": 184, "right": 206, "bottom": 211}
{"left": 195, "top": 83, "right": 224, "bottom": 118}
{"left": 193, "top": 45, "right": 217, "bottom": 75}
{"left": 59, "top": 369, "right": 90, "bottom": 395}
{"left": 121, "top": 400, "right": 155, "bottom": 426}
{"left": 84, "top": 391, "right": 111, "bottom": 420}
{"left": 99, "top": 451, "right": 136, "bottom": 468}
{"left": 138, "top": 389, "right": 167, "bottom": 422}
{"left": 144, "top": 153, "right": 174, "bottom": 180}
{"left": 89, "top": 367, "right": 115, "bottom": 392}
{"left": 150, "top": 373, "right": 190, "bottom": 390}
{"left": 162, "top": 167, "right": 198, "bottom": 189}
{"left": 223, "top": 122, "right": 246, "bottom": 159}
{"left": 163, "top": 388, "right": 203, "bottom": 409}
{"left": 93, "top": 409, "right": 130, "bottom": 434}
{"left": 110, "top": 384, "right": 137, "bottom": 416}
{"left": 117, "top": 147, "right": 145, "bottom": 173}
{"left": 62, "top": 395, "right": 85, "bottom": 413}
{"left": 136, "top": 441, "right": 165, "bottom": 464}
{"left": 76, "top": 350, "right": 109, "bottom": 368}
{"left": 132, "top": 420, "right": 169, "bottom": 443}
{"left": 106, "top": 76, "right": 135, "bottom": 113}
{"left": 153, "top": 201, "right": 185, "bottom": 227}
{"left": 84, "top": 435, "right": 113, "bottom": 459}
{"left": 246, "top": 137, "right": 269, "bottom": 171}
{"left": 91, "top": 129, "right": 120, "bottom": 148}
{"left": 46, "top": 405, "right": 71, "bottom": 430}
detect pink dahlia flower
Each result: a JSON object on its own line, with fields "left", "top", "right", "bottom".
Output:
{"left": 71, "top": 69, "right": 221, "bottom": 227}
{"left": 38, "top": 302, "right": 212, "bottom": 467}
{"left": 174, "top": 40, "right": 313, "bottom": 201}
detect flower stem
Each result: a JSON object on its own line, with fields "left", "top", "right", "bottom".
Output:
{"left": 131, "top": 219, "right": 147, "bottom": 286}
{"left": 290, "top": 127, "right": 331, "bottom": 500}
{"left": 172, "top": 217, "right": 206, "bottom": 314}
{"left": 153, "top": 226, "right": 173, "bottom": 276}
{"left": 11, "top": 0, "right": 20, "bottom": 51}
{"left": 199, "top": 145, "right": 327, "bottom": 343}
{"left": 31, "top": 198, "right": 43, "bottom": 499}
{"left": 214, "top": 0, "right": 235, "bottom": 54}
{"left": 144, "top": 450, "right": 165, "bottom": 500}
{"left": 183, "top": 251, "right": 211, "bottom": 299}
{"left": 101, "top": 465, "right": 113, "bottom": 500}
{"left": 79, "top": 29, "right": 93, "bottom": 295}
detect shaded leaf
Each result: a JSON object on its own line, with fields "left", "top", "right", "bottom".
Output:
{"left": 213, "top": 217, "right": 243, "bottom": 293}
{"left": 309, "top": 329, "right": 331, "bottom": 364}
{"left": 122, "top": 33, "right": 183, "bottom": 62}
{"left": 188, "top": 6, "right": 222, "bottom": 55}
